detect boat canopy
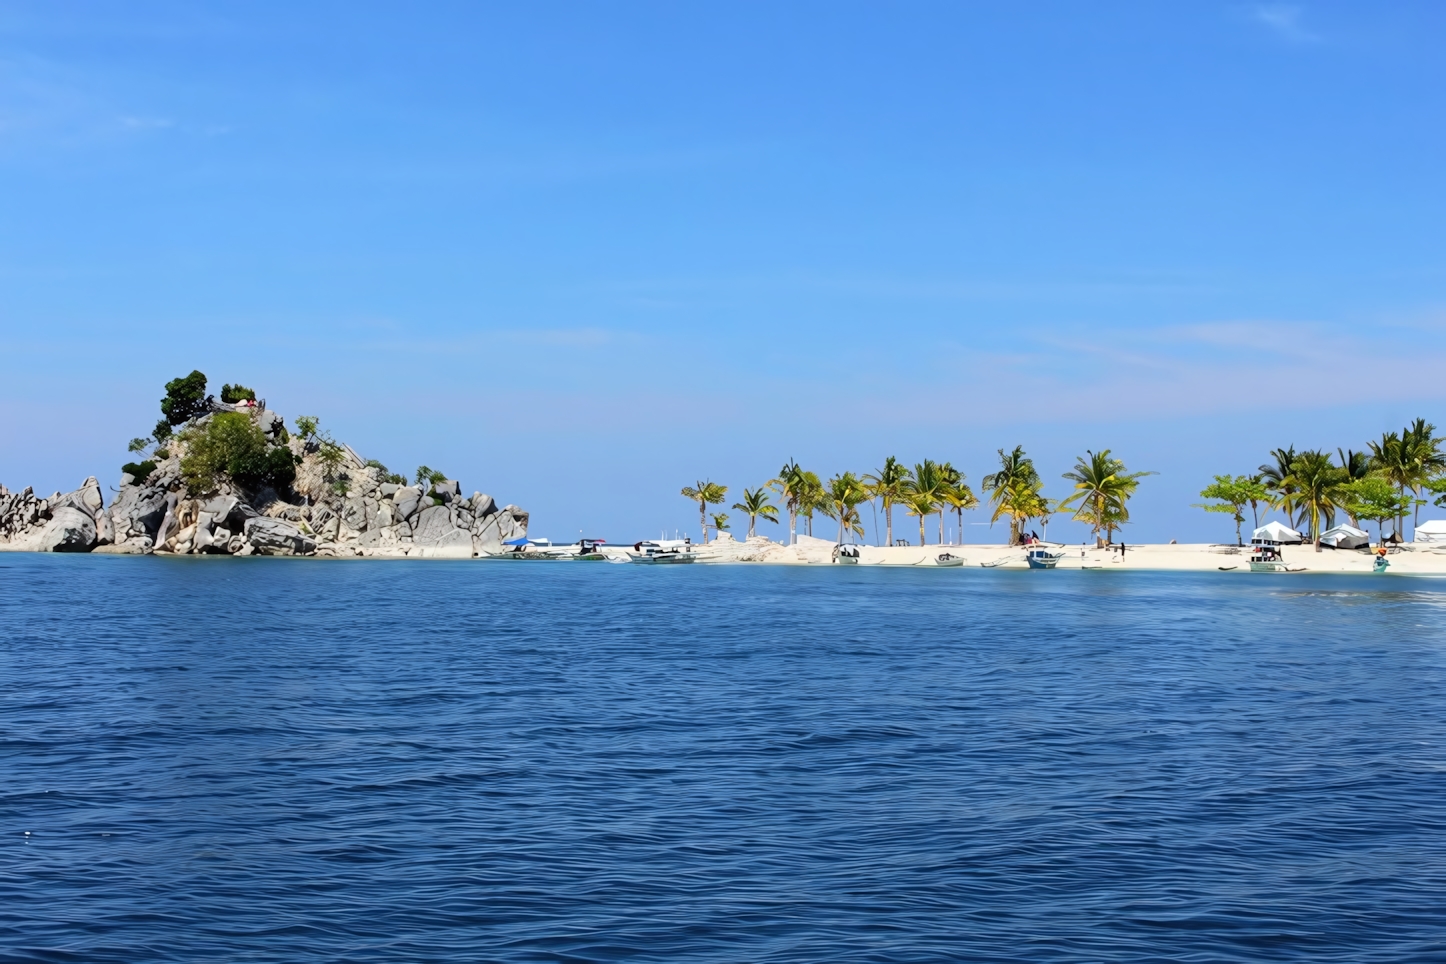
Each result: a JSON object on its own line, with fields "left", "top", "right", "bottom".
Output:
{"left": 503, "top": 537, "right": 530, "bottom": 546}
{"left": 1415, "top": 519, "right": 1446, "bottom": 543}
{"left": 1320, "top": 523, "right": 1369, "bottom": 549}
{"left": 1251, "top": 521, "right": 1303, "bottom": 545}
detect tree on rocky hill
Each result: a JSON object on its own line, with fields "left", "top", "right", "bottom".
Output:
{"left": 161, "top": 370, "right": 210, "bottom": 426}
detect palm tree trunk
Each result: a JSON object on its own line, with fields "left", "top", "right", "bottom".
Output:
{"left": 937, "top": 511, "right": 944, "bottom": 545}
{"left": 956, "top": 508, "right": 963, "bottom": 545}
{"left": 789, "top": 508, "right": 796, "bottom": 545}
{"left": 699, "top": 504, "right": 708, "bottom": 544}
{"left": 885, "top": 501, "right": 893, "bottom": 546}
{"left": 918, "top": 516, "right": 926, "bottom": 546}
{"left": 871, "top": 500, "right": 879, "bottom": 546}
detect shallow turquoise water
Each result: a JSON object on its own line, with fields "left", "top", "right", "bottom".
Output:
{"left": 3, "top": 556, "right": 1445, "bottom": 962}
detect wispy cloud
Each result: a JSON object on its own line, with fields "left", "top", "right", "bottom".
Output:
{"left": 1250, "top": 4, "right": 1320, "bottom": 43}
{"left": 116, "top": 114, "right": 173, "bottom": 131}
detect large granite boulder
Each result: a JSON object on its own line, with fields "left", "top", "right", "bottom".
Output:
{"left": 393, "top": 486, "right": 421, "bottom": 522}
{"left": 411, "top": 504, "right": 473, "bottom": 552}
{"left": 244, "top": 517, "right": 316, "bottom": 556}
{"left": 473, "top": 505, "right": 529, "bottom": 553}
{"left": 38, "top": 507, "right": 97, "bottom": 552}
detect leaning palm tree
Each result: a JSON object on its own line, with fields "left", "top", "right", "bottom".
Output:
{"left": 680, "top": 480, "right": 728, "bottom": 544}
{"left": 731, "top": 487, "right": 779, "bottom": 539}
{"left": 1281, "top": 450, "right": 1348, "bottom": 550}
{"left": 768, "top": 460, "right": 806, "bottom": 545}
{"left": 863, "top": 456, "right": 911, "bottom": 547}
{"left": 982, "top": 446, "right": 1040, "bottom": 545}
{"left": 823, "top": 472, "right": 870, "bottom": 545}
{"left": 1058, "top": 449, "right": 1156, "bottom": 545}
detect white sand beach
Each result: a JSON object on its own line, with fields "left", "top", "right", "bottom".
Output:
{"left": 686, "top": 533, "right": 1446, "bottom": 576}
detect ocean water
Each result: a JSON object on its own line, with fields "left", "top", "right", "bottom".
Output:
{"left": 3, "top": 556, "right": 1445, "bottom": 963}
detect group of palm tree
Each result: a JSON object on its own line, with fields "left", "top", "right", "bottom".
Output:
{"left": 681, "top": 446, "right": 1154, "bottom": 547}
{"left": 1198, "top": 418, "right": 1446, "bottom": 549}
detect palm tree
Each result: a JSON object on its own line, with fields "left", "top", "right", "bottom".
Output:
{"left": 1337, "top": 448, "right": 1373, "bottom": 525}
{"left": 1058, "top": 449, "right": 1156, "bottom": 545}
{"left": 1281, "top": 450, "right": 1347, "bottom": 550}
{"left": 795, "top": 470, "right": 826, "bottom": 538}
{"left": 711, "top": 512, "right": 730, "bottom": 537}
{"left": 939, "top": 465, "right": 979, "bottom": 545}
{"left": 982, "top": 446, "right": 1040, "bottom": 545}
{"left": 1246, "top": 474, "right": 1269, "bottom": 531}
{"left": 680, "top": 480, "right": 728, "bottom": 544}
{"left": 823, "top": 472, "right": 869, "bottom": 544}
{"left": 768, "top": 460, "right": 806, "bottom": 545}
{"left": 1369, "top": 431, "right": 1409, "bottom": 540}
{"left": 905, "top": 460, "right": 945, "bottom": 545}
{"left": 863, "top": 456, "right": 911, "bottom": 547}
{"left": 1402, "top": 419, "right": 1446, "bottom": 530}
{"left": 731, "top": 487, "right": 779, "bottom": 539}
{"left": 1259, "top": 446, "right": 1301, "bottom": 527}
{"left": 903, "top": 490, "right": 937, "bottom": 546}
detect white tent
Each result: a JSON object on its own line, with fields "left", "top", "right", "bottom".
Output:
{"left": 1320, "top": 523, "right": 1370, "bottom": 549}
{"left": 1252, "top": 520, "right": 1303, "bottom": 545}
{"left": 1415, "top": 520, "right": 1446, "bottom": 544}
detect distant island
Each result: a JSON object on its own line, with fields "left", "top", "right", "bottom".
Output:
{"left": 0, "top": 371, "right": 528, "bottom": 558}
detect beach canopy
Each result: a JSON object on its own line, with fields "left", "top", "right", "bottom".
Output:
{"left": 1320, "top": 523, "right": 1370, "bottom": 549}
{"left": 1252, "top": 520, "right": 1303, "bottom": 545}
{"left": 1415, "top": 520, "right": 1446, "bottom": 544}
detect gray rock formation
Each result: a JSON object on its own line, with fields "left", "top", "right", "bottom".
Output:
{"left": 244, "top": 517, "right": 317, "bottom": 556}
{"left": 38, "top": 507, "right": 98, "bottom": 552}
{"left": 2, "top": 399, "right": 527, "bottom": 558}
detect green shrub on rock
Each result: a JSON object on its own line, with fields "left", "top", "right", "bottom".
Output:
{"left": 122, "top": 460, "right": 157, "bottom": 484}
{"left": 220, "top": 383, "right": 256, "bottom": 403}
{"left": 181, "top": 412, "right": 299, "bottom": 495}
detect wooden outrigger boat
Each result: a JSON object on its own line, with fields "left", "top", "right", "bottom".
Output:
{"left": 628, "top": 540, "right": 696, "bottom": 564}
{"left": 1026, "top": 548, "right": 1063, "bottom": 569}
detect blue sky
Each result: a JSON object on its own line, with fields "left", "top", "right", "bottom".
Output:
{"left": 3, "top": 2, "right": 1445, "bottom": 544}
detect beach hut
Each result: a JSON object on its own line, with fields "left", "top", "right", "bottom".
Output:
{"left": 1319, "top": 523, "right": 1369, "bottom": 549}
{"left": 1251, "top": 521, "right": 1303, "bottom": 545}
{"left": 1415, "top": 520, "right": 1446, "bottom": 544}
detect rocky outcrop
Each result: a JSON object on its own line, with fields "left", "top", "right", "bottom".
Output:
{"left": 244, "top": 517, "right": 316, "bottom": 556}
{"left": 38, "top": 507, "right": 97, "bottom": 552}
{"left": 1, "top": 407, "right": 527, "bottom": 559}
{"left": 0, "top": 478, "right": 110, "bottom": 553}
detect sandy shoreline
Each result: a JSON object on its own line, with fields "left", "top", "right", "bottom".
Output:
{"left": 687, "top": 534, "right": 1446, "bottom": 576}
{"left": 10, "top": 532, "right": 1446, "bottom": 576}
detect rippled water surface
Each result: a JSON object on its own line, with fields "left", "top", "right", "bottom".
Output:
{"left": 3, "top": 555, "right": 1446, "bottom": 962}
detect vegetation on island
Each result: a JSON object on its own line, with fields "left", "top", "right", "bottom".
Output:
{"left": 679, "top": 417, "right": 1445, "bottom": 550}
{"left": 1197, "top": 419, "right": 1445, "bottom": 549}
{"left": 124, "top": 370, "right": 434, "bottom": 505}
{"left": 685, "top": 446, "right": 1148, "bottom": 548}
